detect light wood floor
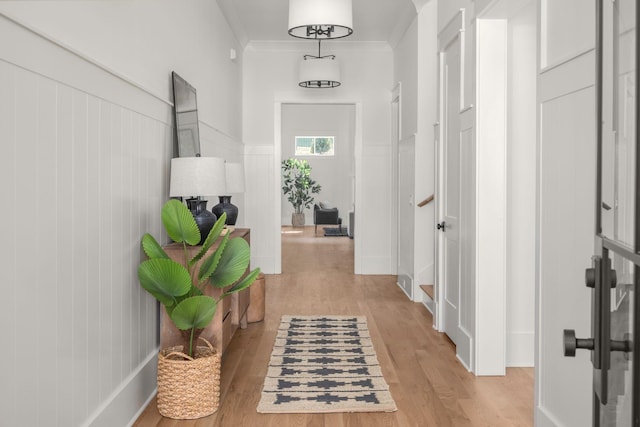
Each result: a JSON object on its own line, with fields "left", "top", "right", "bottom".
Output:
{"left": 134, "top": 226, "right": 534, "bottom": 426}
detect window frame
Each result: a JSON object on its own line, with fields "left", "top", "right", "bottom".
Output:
{"left": 294, "top": 135, "right": 335, "bottom": 156}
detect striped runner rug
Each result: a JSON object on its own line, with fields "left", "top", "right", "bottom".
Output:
{"left": 257, "top": 315, "right": 397, "bottom": 413}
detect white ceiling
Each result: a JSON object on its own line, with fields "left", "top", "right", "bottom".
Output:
{"left": 216, "top": 0, "right": 418, "bottom": 47}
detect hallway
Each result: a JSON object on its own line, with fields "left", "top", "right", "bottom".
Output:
{"left": 135, "top": 226, "right": 533, "bottom": 426}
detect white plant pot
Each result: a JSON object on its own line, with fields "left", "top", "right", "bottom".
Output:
{"left": 292, "top": 213, "right": 305, "bottom": 227}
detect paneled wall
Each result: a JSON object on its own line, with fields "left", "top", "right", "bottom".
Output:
{"left": 536, "top": 0, "right": 596, "bottom": 423}
{"left": 0, "top": 1, "right": 246, "bottom": 424}
{"left": 0, "top": 16, "right": 172, "bottom": 427}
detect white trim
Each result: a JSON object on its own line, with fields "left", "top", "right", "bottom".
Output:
{"left": 435, "top": 52, "right": 445, "bottom": 332}
{"left": 535, "top": 406, "right": 566, "bottom": 427}
{"left": 474, "top": 16, "right": 508, "bottom": 376}
{"left": 274, "top": 100, "right": 363, "bottom": 274}
{"left": 274, "top": 104, "right": 283, "bottom": 273}
{"left": 199, "top": 120, "right": 240, "bottom": 145}
{"left": 391, "top": 82, "right": 402, "bottom": 282}
{"left": 539, "top": 46, "right": 594, "bottom": 75}
{"left": 396, "top": 275, "right": 413, "bottom": 299}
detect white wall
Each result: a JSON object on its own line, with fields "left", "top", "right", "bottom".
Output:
{"left": 243, "top": 41, "right": 394, "bottom": 274}
{"left": 0, "top": 2, "right": 245, "bottom": 426}
{"left": 0, "top": 0, "right": 243, "bottom": 140}
{"left": 280, "top": 104, "right": 355, "bottom": 226}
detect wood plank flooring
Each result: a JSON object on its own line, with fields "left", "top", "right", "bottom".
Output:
{"left": 134, "top": 226, "right": 534, "bottom": 426}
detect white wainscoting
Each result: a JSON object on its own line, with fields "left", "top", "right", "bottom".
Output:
{"left": 357, "top": 145, "right": 394, "bottom": 275}
{"left": 244, "top": 144, "right": 279, "bottom": 274}
{"left": 0, "top": 14, "right": 172, "bottom": 427}
{"left": 536, "top": 48, "right": 596, "bottom": 427}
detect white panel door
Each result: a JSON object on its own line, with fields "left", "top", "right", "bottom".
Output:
{"left": 440, "top": 35, "right": 462, "bottom": 347}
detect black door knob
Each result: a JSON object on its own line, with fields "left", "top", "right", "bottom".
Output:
{"left": 563, "top": 329, "right": 594, "bottom": 357}
{"left": 437, "top": 221, "right": 446, "bottom": 231}
{"left": 586, "top": 266, "right": 617, "bottom": 288}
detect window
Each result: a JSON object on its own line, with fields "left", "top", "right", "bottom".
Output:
{"left": 295, "top": 136, "right": 335, "bottom": 156}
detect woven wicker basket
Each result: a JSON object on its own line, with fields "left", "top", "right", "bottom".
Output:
{"left": 157, "top": 337, "right": 221, "bottom": 419}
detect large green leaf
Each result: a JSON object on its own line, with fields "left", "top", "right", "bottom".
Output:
{"left": 170, "top": 295, "right": 217, "bottom": 330}
{"left": 189, "top": 213, "right": 227, "bottom": 267}
{"left": 137, "top": 258, "right": 192, "bottom": 306}
{"left": 161, "top": 199, "right": 200, "bottom": 246}
{"left": 222, "top": 268, "right": 261, "bottom": 298}
{"left": 198, "top": 233, "right": 228, "bottom": 284}
{"left": 209, "top": 237, "right": 250, "bottom": 288}
{"left": 141, "top": 233, "right": 169, "bottom": 259}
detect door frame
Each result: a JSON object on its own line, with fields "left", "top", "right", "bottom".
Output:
{"left": 436, "top": 2, "right": 518, "bottom": 375}
{"left": 274, "top": 100, "right": 363, "bottom": 274}
{"left": 588, "top": 0, "right": 639, "bottom": 422}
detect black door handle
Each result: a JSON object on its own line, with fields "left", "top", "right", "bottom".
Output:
{"left": 563, "top": 329, "right": 594, "bottom": 357}
{"left": 437, "top": 221, "right": 446, "bottom": 231}
{"left": 563, "top": 329, "right": 631, "bottom": 357}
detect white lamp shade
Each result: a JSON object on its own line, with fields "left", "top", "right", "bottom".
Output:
{"left": 288, "top": 0, "right": 353, "bottom": 39}
{"left": 224, "top": 162, "right": 245, "bottom": 194}
{"left": 169, "top": 156, "right": 226, "bottom": 197}
{"left": 299, "top": 57, "right": 341, "bottom": 88}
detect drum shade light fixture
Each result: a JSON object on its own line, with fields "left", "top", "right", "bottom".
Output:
{"left": 299, "top": 40, "right": 341, "bottom": 88}
{"left": 288, "top": 0, "right": 353, "bottom": 40}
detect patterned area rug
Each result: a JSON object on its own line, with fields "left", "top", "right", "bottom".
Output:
{"left": 257, "top": 315, "right": 397, "bottom": 413}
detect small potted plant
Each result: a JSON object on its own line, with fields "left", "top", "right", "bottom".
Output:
{"left": 138, "top": 199, "right": 260, "bottom": 419}
{"left": 281, "top": 158, "right": 321, "bottom": 226}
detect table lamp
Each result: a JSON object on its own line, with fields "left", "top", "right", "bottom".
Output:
{"left": 169, "top": 156, "right": 226, "bottom": 244}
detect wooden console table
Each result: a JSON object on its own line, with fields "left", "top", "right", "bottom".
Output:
{"left": 160, "top": 228, "right": 251, "bottom": 355}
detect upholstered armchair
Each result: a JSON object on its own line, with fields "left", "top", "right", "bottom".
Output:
{"left": 313, "top": 203, "right": 341, "bottom": 233}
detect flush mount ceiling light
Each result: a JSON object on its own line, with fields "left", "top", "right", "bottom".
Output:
{"left": 299, "top": 41, "right": 341, "bottom": 88}
{"left": 288, "top": 0, "right": 353, "bottom": 40}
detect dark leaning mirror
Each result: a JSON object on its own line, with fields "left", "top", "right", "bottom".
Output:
{"left": 172, "top": 71, "right": 201, "bottom": 157}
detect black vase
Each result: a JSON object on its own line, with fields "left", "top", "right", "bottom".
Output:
{"left": 211, "top": 196, "right": 238, "bottom": 226}
{"left": 186, "top": 198, "right": 217, "bottom": 245}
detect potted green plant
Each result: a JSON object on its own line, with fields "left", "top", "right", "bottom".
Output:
{"left": 281, "top": 158, "right": 321, "bottom": 226}
{"left": 138, "top": 199, "right": 260, "bottom": 419}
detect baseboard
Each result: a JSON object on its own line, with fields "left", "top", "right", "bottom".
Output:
{"left": 456, "top": 326, "right": 474, "bottom": 373}
{"left": 421, "top": 297, "right": 435, "bottom": 314}
{"left": 85, "top": 349, "right": 158, "bottom": 427}
{"left": 397, "top": 274, "right": 413, "bottom": 300}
